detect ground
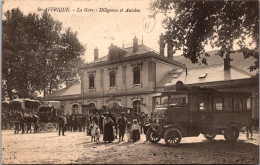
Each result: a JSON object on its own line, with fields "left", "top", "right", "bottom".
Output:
{"left": 1, "top": 130, "right": 259, "bottom": 164}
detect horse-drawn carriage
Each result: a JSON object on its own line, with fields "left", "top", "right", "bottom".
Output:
{"left": 37, "top": 101, "right": 62, "bottom": 132}
{"left": 9, "top": 99, "right": 41, "bottom": 133}
{"left": 102, "top": 102, "right": 137, "bottom": 122}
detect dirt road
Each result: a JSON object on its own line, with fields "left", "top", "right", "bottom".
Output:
{"left": 1, "top": 130, "right": 259, "bottom": 164}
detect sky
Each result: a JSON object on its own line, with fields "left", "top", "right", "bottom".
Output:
{"left": 3, "top": 0, "right": 254, "bottom": 64}
{"left": 3, "top": 0, "right": 174, "bottom": 63}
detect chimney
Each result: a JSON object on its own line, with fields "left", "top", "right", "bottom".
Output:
{"left": 94, "top": 47, "right": 99, "bottom": 60}
{"left": 159, "top": 33, "right": 165, "bottom": 56}
{"left": 224, "top": 57, "right": 231, "bottom": 70}
{"left": 133, "top": 36, "right": 138, "bottom": 53}
{"left": 167, "top": 39, "right": 173, "bottom": 60}
{"left": 66, "top": 79, "right": 74, "bottom": 88}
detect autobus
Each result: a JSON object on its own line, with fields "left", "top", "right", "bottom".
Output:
{"left": 147, "top": 81, "right": 252, "bottom": 147}
{"left": 9, "top": 98, "right": 41, "bottom": 117}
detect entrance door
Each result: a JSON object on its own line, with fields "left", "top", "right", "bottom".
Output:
{"left": 189, "top": 93, "right": 214, "bottom": 135}
{"left": 165, "top": 94, "right": 190, "bottom": 136}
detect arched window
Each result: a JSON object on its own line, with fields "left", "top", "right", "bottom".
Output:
{"left": 109, "top": 71, "right": 116, "bottom": 87}
{"left": 72, "top": 104, "right": 79, "bottom": 115}
{"left": 89, "top": 74, "right": 95, "bottom": 89}
{"left": 133, "top": 67, "right": 140, "bottom": 84}
{"left": 133, "top": 100, "right": 141, "bottom": 113}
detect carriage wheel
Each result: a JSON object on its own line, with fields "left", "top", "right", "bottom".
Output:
{"left": 203, "top": 133, "right": 216, "bottom": 140}
{"left": 224, "top": 124, "right": 239, "bottom": 142}
{"left": 146, "top": 127, "right": 161, "bottom": 144}
{"left": 164, "top": 128, "right": 182, "bottom": 147}
{"left": 45, "top": 122, "right": 54, "bottom": 132}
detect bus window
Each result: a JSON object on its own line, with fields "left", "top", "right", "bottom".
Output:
{"left": 155, "top": 96, "right": 168, "bottom": 107}
{"left": 199, "top": 97, "right": 208, "bottom": 111}
{"left": 243, "top": 98, "right": 251, "bottom": 111}
{"left": 214, "top": 98, "right": 223, "bottom": 111}
{"left": 190, "top": 95, "right": 198, "bottom": 111}
{"left": 234, "top": 97, "right": 242, "bottom": 111}
{"left": 169, "top": 95, "right": 188, "bottom": 106}
{"left": 155, "top": 97, "right": 161, "bottom": 105}
{"left": 224, "top": 97, "right": 232, "bottom": 111}
{"left": 161, "top": 96, "right": 168, "bottom": 105}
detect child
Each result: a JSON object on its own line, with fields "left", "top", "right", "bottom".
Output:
{"left": 126, "top": 122, "right": 132, "bottom": 142}
{"left": 95, "top": 126, "right": 101, "bottom": 143}
{"left": 90, "top": 121, "right": 98, "bottom": 142}
{"left": 131, "top": 119, "right": 141, "bottom": 142}
{"left": 113, "top": 126, "right": 116, "bottom": 139}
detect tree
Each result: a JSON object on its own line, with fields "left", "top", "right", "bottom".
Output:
{"left": 150, "top": 0, "right": 259, "bottom": 71}
{"left": 2, "top": 8, "right": 85, "bottom": 100}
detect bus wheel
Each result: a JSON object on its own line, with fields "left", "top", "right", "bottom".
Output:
{"left": 46, "top": 122, "right": 54, "bottom": 132}
{"left": 164, "top": 128, "right": 182, "bottom": 147}
{"left": 224, "top": 125, "right": 239, "bottom": 142}
{"left": 146, "top": 127, "right": 161, "bottom": 144}
{"left": 203, "top": 133, "right": 216, "bottom": 140}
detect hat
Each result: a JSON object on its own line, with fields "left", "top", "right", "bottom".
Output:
{"left": 133, "top": 119, "right": 137, "bottom": 122}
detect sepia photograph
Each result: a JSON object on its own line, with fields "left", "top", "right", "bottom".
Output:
{"left": 1, "top": 0, "right": 259, "bottom": 164}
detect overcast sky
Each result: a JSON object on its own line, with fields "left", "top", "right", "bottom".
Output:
{"left": 3, "top": 0, "right": 176, "bottom": 63}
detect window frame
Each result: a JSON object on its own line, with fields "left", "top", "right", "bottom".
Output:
{"left": 88, "top": 74, "right": 95, "bottom": 89}
{"left": 199, "top": 96, "right": 209, "bottom": 111}
{"left": 223, "top": 97, "right": 233, "bottom": 111}
{"left": 214, "top": 97, "right": 223, "bottom": 111}
{"left": 233, "top": 97, "right": 243, "bottom": 111}
{"left": 133, "top": 67, "right": 141, "bottom": 85}
{"left": 133, "top": 100, "right": 141, "bottom": 113}
{"left": 72, "top": 104, "right": 79, "bottom": 115}
{"left": 109, "top": 71, "right": 116, "bottom": 87}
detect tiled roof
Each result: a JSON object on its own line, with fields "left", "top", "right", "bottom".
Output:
{"left": 90, "top": 44, "right": 155, "bottom": 63}
{"left": 164, "top": 64, "right": 253, "bottom": 87}
{"left": 173, "top": 50, "right": 257, "bottom": 74}
{"left": 44, "top": 49, "right": 257, "bottom": 99}
{"left": 44, "top": 83, "right": 81, "bottom": 98}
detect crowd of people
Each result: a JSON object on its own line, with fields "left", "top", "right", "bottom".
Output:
{"left": 57, "top": 111, "right": 151, "bottom": 143}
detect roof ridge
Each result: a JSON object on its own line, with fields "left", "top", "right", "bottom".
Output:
{"left": 45, "top": 83, "right": 81, "bottom": 97}
{"left": 230, "top": 65, "right": 253, "bottom": 76}
{"left": 187, "top": 63, "right": 223, "bottom": 69}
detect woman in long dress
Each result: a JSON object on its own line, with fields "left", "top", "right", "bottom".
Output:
{"left": 103, "top": 113, "right": 114, "bottom": 143}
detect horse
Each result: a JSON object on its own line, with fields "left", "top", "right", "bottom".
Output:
{"left": 10, "top": 111, "right": 39, "bottom": 134}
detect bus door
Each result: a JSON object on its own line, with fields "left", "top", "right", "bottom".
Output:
{"left": 166, "top": 93, "right": 190, "bottom": 132}
{"left": 189, "top": 92, "right": 214, "bottom": 135}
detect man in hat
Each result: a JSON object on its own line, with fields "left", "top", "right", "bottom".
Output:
{"left": 58, "top": 115, "right": 66, "bottom": 136}
{"left": 103, "top": 112, "right": 114, "bottom": 142}
{"left": 98, "top": 113, "right": 104, "bottom": 134}
{"left": 117, "top": 112, "right": 127, "bottom": 141}
{"left": 111, "top": 113, "right": 117, "bottom": 139}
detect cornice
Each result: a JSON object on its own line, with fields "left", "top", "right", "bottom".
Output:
{"left": 81, "top": 52, "right": 186, "bottom": 70}
{"left": 43, "top": 90, "right": 157, "bottom": 101}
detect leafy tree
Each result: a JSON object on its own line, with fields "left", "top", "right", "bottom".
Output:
{"left": 2, "top": 8, "right": 85, "bottom": 100}
{"left": 150, "top": 0, "right": 259, "bottom": 71}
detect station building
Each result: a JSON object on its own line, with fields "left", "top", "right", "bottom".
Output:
{"left": 42, "top": 35, "right": 258, "bottom": 118}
